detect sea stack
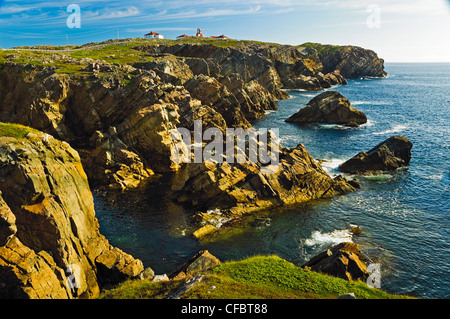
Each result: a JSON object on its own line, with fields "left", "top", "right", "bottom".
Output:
{"left": 338, "top": 135, "right": 413, "bottom": 174}
{"left": 285, "top": 91, "right": 367, "bottom": 127}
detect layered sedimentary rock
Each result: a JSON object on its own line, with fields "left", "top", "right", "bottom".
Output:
{"left": 286, "top": 91, "right": 367, "bottom": 127}
{"left": 303, "top": 242, "right": 369, "bottom": 282}
{"left": 170, "top": 143, "right": 360, "bottom": 237}
{"left": 0, "top": 39, "right": 388, "bottom": 297}
{"left": 0, "top": 40, "right": 386, "bottom": 190}
{"left": 339, "top": 135, "right": 413, "bottom": 174}
{"left": 316, "top": 45, "right": 387, "bottom": 78}
{"left": 0, "top": 130, "right": 144, "bottom": 298}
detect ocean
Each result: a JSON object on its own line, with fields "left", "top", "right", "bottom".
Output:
{"left": 94, "top": 63, "right": 450, "bottom": 299}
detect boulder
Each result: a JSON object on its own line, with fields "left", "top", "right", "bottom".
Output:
{"left": 286, "top": 91, "right": 367, "bottom": 127}
{"left": 303, "top": 242, "right": 369, "bottom": 282}
{"left": 339, "top": 135, "right": 413, "bottom": 174}
{"left": 169, "top": 250, "right": 220, "bottom": 280}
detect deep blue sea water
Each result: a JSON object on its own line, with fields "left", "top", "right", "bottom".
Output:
{"left": 95, "top": 63, "right": 450, "bottom": 299}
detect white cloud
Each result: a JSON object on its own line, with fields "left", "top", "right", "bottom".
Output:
{"left": 97, "top": 6, "right": 140, "bottom": 19}
{"left": 0, "top": 5, "right": 36, "bottom": 14}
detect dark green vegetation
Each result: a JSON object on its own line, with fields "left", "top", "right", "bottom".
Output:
{"left": 100, "top": 255, "right": 412, "bottom": 299}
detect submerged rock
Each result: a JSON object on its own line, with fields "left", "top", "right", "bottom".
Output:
{"left": 286, "top": 91, "right": 367, "bottom": 127}
{"left": 339, "top": 135, "right": 413, "bottom": 174}
{"left": 303, "top": 242, "right": 369, "bottom": 282}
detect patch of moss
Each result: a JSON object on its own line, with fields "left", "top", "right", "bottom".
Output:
{"left": 0, "top": 122, "right": 39, "bottom": 139}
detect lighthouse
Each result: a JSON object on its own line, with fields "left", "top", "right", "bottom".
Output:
{"left": 196, "top": 27, "right": 203, "bottom": 37}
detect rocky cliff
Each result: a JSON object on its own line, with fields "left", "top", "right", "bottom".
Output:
{"left": 0, "top": 38, "right": 385, "bottom": 232}
{"left": 0, "top": 38, "right": 387, "bottom": 297}
{"left": 171, "top": 143, "right": 360, "bottom": 238}
{"left": 0, "top": 38, "right": 386, "bottom": 191}
{"left": 0, "top": 127, "right": 145, "bottom": 298}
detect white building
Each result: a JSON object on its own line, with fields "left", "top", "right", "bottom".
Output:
{"left": 144, "top": 32, "right": 164, "bottom": 39}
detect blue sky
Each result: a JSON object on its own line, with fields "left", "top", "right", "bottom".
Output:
{"left": 1, "top": 0, "right": 449, "bottom": 62}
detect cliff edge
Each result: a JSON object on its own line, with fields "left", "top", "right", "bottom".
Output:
{"left": 0, "top": 124, "right": 145, "bottom": 298}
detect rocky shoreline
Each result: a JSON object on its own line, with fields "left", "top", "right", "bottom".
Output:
{"left": 0, "top": 38, "right": 397, "bottom": 298}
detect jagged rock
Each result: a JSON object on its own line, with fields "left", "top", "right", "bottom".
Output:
{"left": 0, "top": 130, "right": 145, "bottom": 298}
{"left": 83, "top": 62, "right": 114, "bottom": 73}
{"left": 183, "top": 75, "right": 250, "bottom": 128}
{"left": 169, "top": 250, "right": 220, "bottom": 280}
{"left": 80, "top": 128, "right": 154, "bottom": 190}
{"left": 171, "top": 143, "right": 360, "bottom": 231}
{"left": 303, "top": 242, "right": 369, "bottom": 282}
{"left": 219, "top": 76, "right": 278, "bottom": 121}
{"left": 0, "top": 40, "right": 387, "bottom": 192}
{"left": 0, "top": 193, "right": 17, "bottom": 246}
{"left": 316, "top": 45, "right": 387, "bottom": 78}
{"left": 116, "top": 101, "right": 183, "bottom": 173}
{"left": 339, "top": 135, "right": 413, "bottom": 174}
{"left": 286, "top": 91, "right": 367, "bottom": 127}
{"left": 95, "top": 246, "right": 145, "bottom": 286}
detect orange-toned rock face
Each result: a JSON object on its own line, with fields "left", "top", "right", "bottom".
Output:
{"left": 0, "top": 130, "right": 145, "bottom": 298}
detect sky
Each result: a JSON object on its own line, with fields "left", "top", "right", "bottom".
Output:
{"left": 0, "top": 0, "right": 449, "bottom": 62}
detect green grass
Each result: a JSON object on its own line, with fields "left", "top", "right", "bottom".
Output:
{"left": 0, "top": 37, "right": 280, "bottom": 75}
{"left": 99, "top": 255, "right": 412, "bottom": 299}
{"left": 300, "top": 42, "right": 341, "bottom": 55}
{"left": 0, "top": 122, "right": 39, "bottom": 139}
{"left": 68, "top": 43, "right": 149, "bottom": 65}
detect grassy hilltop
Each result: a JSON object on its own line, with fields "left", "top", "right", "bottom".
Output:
{"left": 100, "top": 255, "right": 411, "bottom": 299}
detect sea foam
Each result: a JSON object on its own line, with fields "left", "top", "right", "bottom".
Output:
{"left": 304, "top": 228, "right": 354, "bottom": 247}
{"left": 372, "top": 124, "right": 407, "bottom": 135}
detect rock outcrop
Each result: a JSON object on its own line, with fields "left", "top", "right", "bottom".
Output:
{"left": 0, "top": 129, "right": 145, "bottom": 298}
{"left": 0, "top": 39, "right": 388, "bottom": 298}
{"left": 303, "top": 242, "right": 369, "bottom": 282}
{"left": 170, "top": 143, "right": 360, "bottom": 238}
{"left": 169, "top": 250, "right": 220, "bottom": 280}
{"left": 339, "top": 135, "right": 413, "bottom": 174}
{"left": 79, "top": 127, "right": 154, "bottom": 190}
{"left": 0, "top": 40, "right": 387, "bottom": 190}
{"left": 310, "top": 43, "right": 387, "bottom": 78}
{"left": 286, "top": 91, "right": 367, "bottom": 127}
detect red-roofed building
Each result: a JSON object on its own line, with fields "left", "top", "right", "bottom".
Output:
{"left": 145, "top": 32, "right": 164, "bottom": 39}
{"left": 177, "top": 34, "right": 189, "bottom": 39}
{"left": 211, "top": 35, "right": 230, "bottom": 39}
